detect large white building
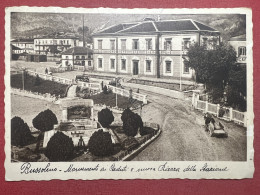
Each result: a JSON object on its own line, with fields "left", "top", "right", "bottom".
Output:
{"left": 92, "top": 18, "right": 220, "bottom": 80}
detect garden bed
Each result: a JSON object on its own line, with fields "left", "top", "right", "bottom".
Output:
{"left": 11, "top": 125, "right": 159, "bottom": 162}
{"left": 90, "top": 92, "right": 143, "bottom": 109}
{"left": 11, "top": 73, "right": 68, "bottom": 97}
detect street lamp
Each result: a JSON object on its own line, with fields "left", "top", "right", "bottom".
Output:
{"left": 21, "top": 67, "right": 26, "bottom": 91}
{"left": 115, "top": 77, "right": 118, "bottom": 108}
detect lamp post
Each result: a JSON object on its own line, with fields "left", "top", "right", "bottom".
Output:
{"left": 115, "top": 77, "right": 118, "bottom": 108}
{"left": 21, "top": 67, "right": 25, "bottom": 91}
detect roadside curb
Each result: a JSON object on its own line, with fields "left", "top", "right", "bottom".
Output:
{"left": 122, "top": 128, "right": 162, "bottom": 161}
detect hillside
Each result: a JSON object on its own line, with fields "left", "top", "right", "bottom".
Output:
{"left": 11, "top": 12, "right": 246, "bottom": 41}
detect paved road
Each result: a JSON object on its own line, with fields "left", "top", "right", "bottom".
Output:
{"left": 132, "top": 89, "right": 247, "bottom": 161}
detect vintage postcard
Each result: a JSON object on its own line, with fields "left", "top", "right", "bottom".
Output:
{"left": 5, "top": 7, "right": 254, "bottom": 180}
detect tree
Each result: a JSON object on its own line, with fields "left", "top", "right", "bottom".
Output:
{"left": 11, "top": 116, "right": 35, "bottom": 147}
{"left": 32, "top": 109, "right": 58, "bottom": 152}
{"left": 33, "top": 109, "right": 58, "bottom": 132}
{"left": 185, "top": 42, "right": 237, "bottom": 104}
{"left": 98, "top": 108, "right": 114, "bottom": 128}
{"left": 45, "top": 131, "right": 74, "bottom": 161}
{"left": 226, "top": 65, "right": 247, "bottom": 111}
{"left": 185, "top": 43, "right": 236, "bottom": 87}
{"left": 88, "top": 129, "right": 113, "bottom": 157}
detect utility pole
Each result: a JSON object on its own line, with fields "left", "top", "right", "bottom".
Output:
{"left": 115, "top": 77, "right": 118, "bottom": 108}
{"left": 82, "top": 14, "right": 85, "bottom": 47}
{"left": 180, "top": 39, "right": 183, "bottom": 91}
{"left": 22, "top": 68, "right": 25, "bottom": 91}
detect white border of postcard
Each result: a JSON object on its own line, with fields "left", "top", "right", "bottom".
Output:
{"left": 5, "top": 7, "right": 254, "bottom": 180}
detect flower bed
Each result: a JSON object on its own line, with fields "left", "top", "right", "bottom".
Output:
{"left": 11, "top": 73, "right": 68, "bottom": 97}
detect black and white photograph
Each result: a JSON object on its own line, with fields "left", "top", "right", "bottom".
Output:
{"left": 4, "top": 7, "right": 254, "bottom": 180}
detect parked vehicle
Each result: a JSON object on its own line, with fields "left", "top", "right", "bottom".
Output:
{"left": 75, "top": 74, "right": 89, "bottom": 82}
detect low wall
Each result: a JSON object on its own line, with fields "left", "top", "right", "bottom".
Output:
{"left": 107, "top": 85, "right": 148, "bottom": 104}
{"left": 122, "top": 82, "right": 185, "bottom": 99}
{"left": 11, "top": 88, "right": 57, "bottom": 102}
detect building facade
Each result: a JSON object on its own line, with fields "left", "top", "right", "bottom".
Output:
{"left": 61, "top": 46, "right": 93, "bottom": 70}
{"left": 92, "top": 19, "right": 220, "bottom": 80}
{"left": 11, "top": 39, "right": 34, "bottom": 54}
{"left": 34, "top": 36, "right": 79, "bottom": 56}
{"left": 228, "top": 34, "right": 246, "bottom": 65}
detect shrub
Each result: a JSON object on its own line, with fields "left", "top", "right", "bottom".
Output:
{"left": 34, "top": 74, "right": 41, "bottom": 86}
{"left": 88, "top": 129, "right": 113, "bottom": 157}
{"left": 98, "top": 108, "right": 114, "bottom": 128}
{"left": 11, "top": 116, "right": 35, "bottom": 147}
{"left": 218, "top": 108, "right": 225, "bottom": 117}
{"left": 103, "top": 85, "right": 108, "bottom": 94}
{"left": 122, "top": 137, "right": 139, "bottom": 151}
{"left": 33, "top": 109, "right": 58, "bottom": 132}
{"left": 45, "top": 131, "right": 74, "bottom": 161}
{"left": 33, "top": 109, "right": 58, "bottom": 152}
{"left": 121, "top": 108, "right": 143, "bottom": 137}
{"left": 121, "top": 107, "right": 132, "bottom": 123}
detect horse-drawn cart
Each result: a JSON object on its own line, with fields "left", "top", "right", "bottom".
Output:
{"left": 204, "top": 113, "right": 228, "bottom": 137}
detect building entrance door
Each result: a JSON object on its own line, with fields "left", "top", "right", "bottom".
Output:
{"left": 133, "top": 61, "right": 139, "bottom": 75}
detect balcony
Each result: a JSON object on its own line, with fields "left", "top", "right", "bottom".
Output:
{"left": 93, "top": 49, "right": 187, "bottom": 55}
{"left": 35, "top": 43, "right": 72, "bottom": 46}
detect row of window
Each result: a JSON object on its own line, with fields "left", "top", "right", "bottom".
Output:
{"left": 97, "top": 38, "right": 191, "bottom": 51}
{"left": 15, "top": 43, "right": 33, "bottom": 48}
{"left": 65, "top": 60, "right": 92, "bottom": 66}
{"left": 97, "top": 58, "right": 189, "bottom": 74}
{"left": 35, "top": 39, "right": 75, "bottom": 45}
{"left": 98, "top": 58, "right": 152, "bottom": 72}
{"left": 238, "top": 46, "right": 246, "bottom": 56}
{"left": 65, "top": 55, "right": 92, "bottom": 59}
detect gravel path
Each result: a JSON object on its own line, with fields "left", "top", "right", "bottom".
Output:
{"left": 133, "top": 89, "right": 247, "bottom": 161}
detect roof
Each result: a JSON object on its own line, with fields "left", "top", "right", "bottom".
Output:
{"left": 11, "top": 39, "right": 34, "bottom": 43}
{"left": 11, "top": 44, "right": 22, "bottom": 50}
{"left": 229, "top": 34, "right": 246, "bottom": 41}
{"left": 36, "top": 35, "right": 79, "bottom": 39}
{"left": 94, "top": 19, "right": 218, "bottom": 35}
{"left": 61, "top": 47, "right": 93, "bottom": 55}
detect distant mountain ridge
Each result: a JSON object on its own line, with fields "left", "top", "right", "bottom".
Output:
{"left": 11, "top": 13, "right": 246, "bottom": 41}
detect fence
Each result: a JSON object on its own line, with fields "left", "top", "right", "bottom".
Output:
{"left": 107, "top": 85, "right": 148, "bottom": 104}
{"left": 26, "top": 70, "right": 101, "bottom": 92}
{"left": 192, "top": 92, "right": 247, "bottom": 127}
{"left": 77, "top": 81, "right": 101, "bottom": 91}
{"left": 27, "top": 70, "right": 73, "bottom": 85}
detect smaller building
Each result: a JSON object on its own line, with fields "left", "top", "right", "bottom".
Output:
{"left": 229, "top": 34, "right": 246, "bottom": 65}
{"left": 11, "top": 38, "right": 34, "bottom": 54}
{"left": 34, "top": 35, "right": 79, "bottom": 56}
{"left": 61, "top": 46, "right": 93, "bottom": 70}
{"left": 10, "top": 44, "right": 22, "bottom": 60}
